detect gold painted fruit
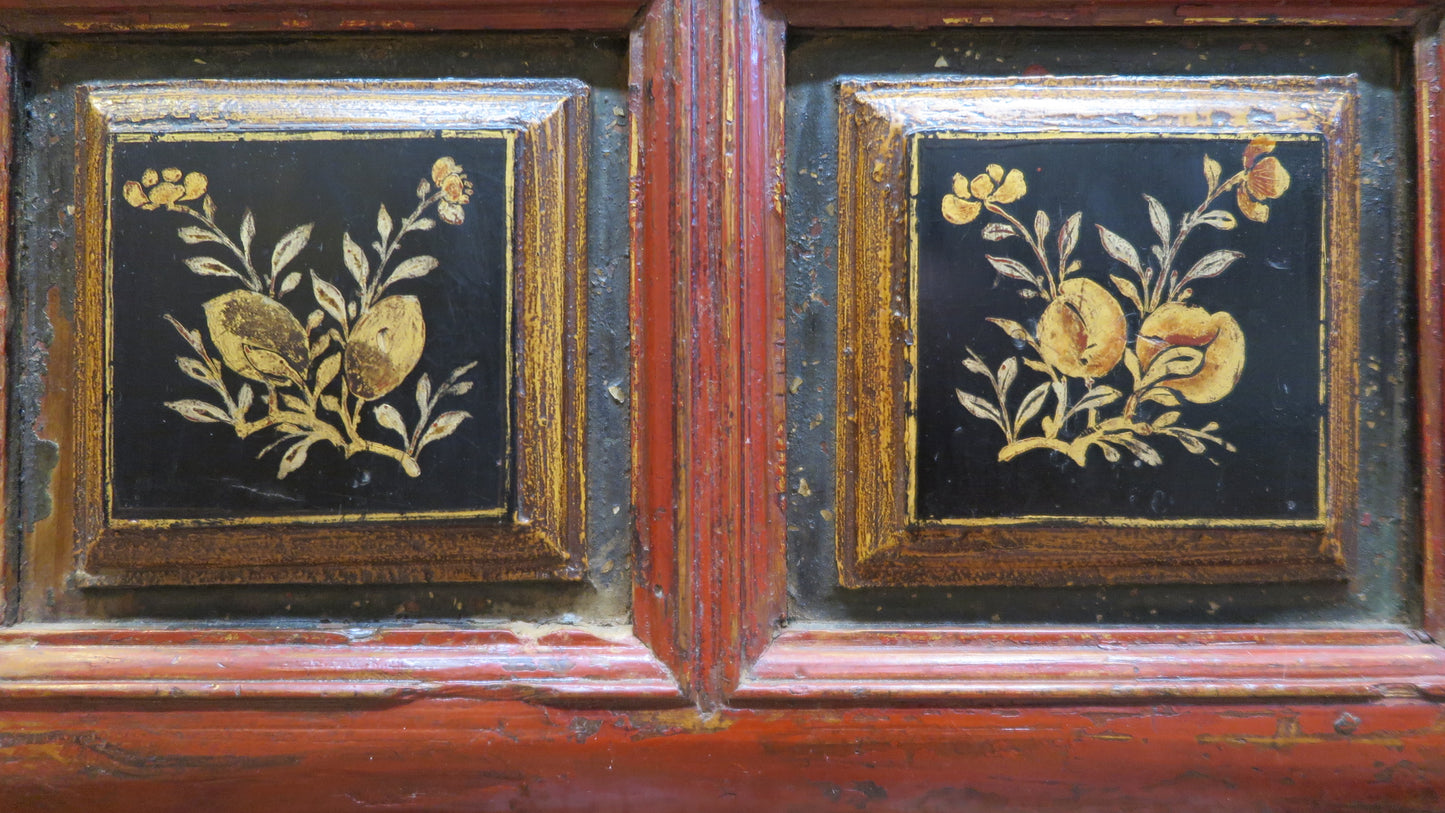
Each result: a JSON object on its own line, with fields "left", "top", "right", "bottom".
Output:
{"left": 344, "top": 295, "right": 426, "bottom": 401}
{"left": 1136, "top": 302, "right": 1246, "bottom": 403}
{"left": 1036, "top": 277, "right": 1126, "bottom": 379}
{"left": 203, "top": 290, "right": 309, "bottom": 384}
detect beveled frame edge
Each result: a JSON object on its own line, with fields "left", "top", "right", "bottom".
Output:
{"left": 735, "top": 627, "right": 1445, "bottom": 705}
{"left": 835, "top": 75, "right": 1361, "bottom": 589}
{"left": 54, "top": 79, "right": 587, "bottom": 587}
{"left": 0, "top": 0, "right": 651, "bottom": 35}
{"left": 0, "top": 627, "right": 686, "bottom": 706}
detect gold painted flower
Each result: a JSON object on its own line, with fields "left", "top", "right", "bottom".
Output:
{"left": 1136, "top": 303, "right": 1246, "bottom": 403}
{"left": 430, "top": 156, "right": 474, "bottom": 225}
{"left": 123, "top": 167, "right": 208, "bottom": 211}
{"left": 1036, "top": 277, "right": 1127, "bottom": 379}
{"left": 941, "top": 164, "right": 1027, "bottom": 225}
{"left": 1235, "top": 136, "right": 1290, "bottom": 223}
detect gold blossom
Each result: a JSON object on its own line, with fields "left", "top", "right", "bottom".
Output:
{"left": 1036, "top": 277, "right": 1127, "bottom": 379}
{"left": 124, "top": 167, "right": 208, "bottom": 211}
{"left": 1136, "top": 303, "right": 1246, "bottom": 403}
{"left": 1235, "top": 136, "right": 1291, "bottom": 223}
{"left": 430, "top": 156, "right": 473, "bottom": 225}
{"left": 941, "top": 164, "right": 1027, "bottom": 225}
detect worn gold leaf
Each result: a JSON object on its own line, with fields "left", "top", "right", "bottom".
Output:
{"left": 277, "top": 438, "right": 314, "bottom": 479}
{"left": 342, "top": 231, "right": 370, "bottom": 290}
{"left": 166, "top": 399, "right": 229, "bottom": 423}
{"left": 374, "top": 402, "right": 409, "bottom": 441}
{"left": 272, "top": 223, "right": 314, "bottom": 280}
{"left": 344, "top": 295, "right": 426, "bottom": 401}
{"left": 418, "top": 410, "right": 471, "bottom": 451}
{"left": 310, "top": 271, "right": 347, "bottom": 327}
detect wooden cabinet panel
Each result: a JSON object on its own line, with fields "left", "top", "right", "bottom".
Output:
{"left": 0, "top": 1, "right": 1442, "bottom": 809}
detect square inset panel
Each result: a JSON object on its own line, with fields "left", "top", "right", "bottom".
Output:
{"left": 64, "top": 79, "right": 589, "bottom": 586}
{"left": 835, "top": 76, "right": 1359, "bottom": 586}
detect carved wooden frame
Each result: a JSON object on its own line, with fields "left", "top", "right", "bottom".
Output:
{"left": 835, "top": 75, "right": 1361, "bottom": 587}
{"left": 58, "top": 79, "right": 589, "bottom": 586}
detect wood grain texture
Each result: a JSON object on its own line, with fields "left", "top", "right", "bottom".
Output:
{"left": 772, "top": 0, "right": 1437, "bottom": 29}
{"left": 0, "top": 628, "right": 684, "bottom": 704}
{"left": 1419, "top": 20, "right": 1445, "bottom": 640}
{"left": 737, "top": 628, "right": 1445, "bottom": 704}
{"left": 0, "top": 43, "right": 13, "bottom": 624}
{"left": 629, "top": 0, "right": 788, "bottom": 706}
{"left": 0, "top": 700, "right": 1442, "bottom": 811}
{"left": 0, "top": 0, "right": 648, "bottom": 33}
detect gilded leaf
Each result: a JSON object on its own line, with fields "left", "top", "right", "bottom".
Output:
{"left": 1022, "top": 358, "right": 1051, "bottom": 375}
{"left": 377, "top": 202, "right": 393, "bottom": 245}
{"left": 962, "top": 355, "right": 990, "bottom": 378}
{"left": 1116, "top": 435, "right": 1162, "bottom": 466}
{"left": 1144, "top": 194, "right": 1170, "bottom": 246}
{"left": 240, "top": 209, "right": 256, "bottom": 259}
{"left": 1071, "top": 385, "right": 1122, "bottom": 413}
{"left": 418, "top": 410, "right": 471, "bottom": 451}
{"left": 1174, "top": 432, "right": 1207, "bottom": 454}
{"left": 202, "top": 195, "right": 217, "bottom": 220}
{"left": 310, "top": 271, "right": 347, "bottom": 326}
{"left": 320, "top": 395, "right": 342, "bottom": 413}
{"left": 387, "top": 255, "right": 438, "bottom": 287}
{"left": 448, "top": 361, "right": 478, "bottom": 383}
{"left": 277, "top": 438, "right": 315, "bottom": 479}
{"left": 1141, "top": 345, "right": 1206, "bottom": 386}
{"left": 981, "top": 222, "right": 1016, "bottom": 242}
{"left": 178, "top": 226, "right": 221, "bottom": 245}
{"left": 985, "top": 255, "right": 1037, "bottom": 284}
{"left": 1204, "top": 154, "right": 1222, "bottom": 190}
{"left": 272, "top": 223, "right": 315, "bottom": 280}
{"left": 281, "top": 392, "right": 308, "bottom": 412}
{"left": 1014, "top": 381, "right": 1051, "bottom": 431}
{"left": 243, "top": 344, "right": 306, "bottom": 389}
{"left": 185, "top": 256, "right": 241, "bottom": 280}
{"left": 1123, "top": 347, "right": 1142, "bottom": 385}
{"left": 1033, "top": 210, "right": 1050, "bottom": 246}
{"left": 166, "top": 399, "right": 229, "bottom": 423}
{"left": 164, "top": 313, "right": 206, "bottom": 356}
{"left": 996, "top": 357, "right": 1017, "bottom": 397}
{"left": 1141, "top": 387, "right": 1182, "bottom": 407}
{"left": 1098, "top": 440, "right": 1122, "bottom": 463}
{"left": 314, "top": 353, "right": 341, "bottom": 393}
{"left": 343, "top": 231, "right": 370, "bottom": 290}
{"left": 279, "top": 272, "right": 302, "bottom": 297}
{"left": 412, "top": 217, "right": 436, "bottom": 231}
{"left": 956, "top": 389, "right": 1006, "bottom": 431}
{"left": 306, "top": 309, "right": 325, "bottom": 333}
{"left": 177, "top": 357, "right": 213, "bottom": 383}
{"left": 1196, "top": 210, "right": 1237, "bottom": 231}
{"left": 1180, "top": 249, "right": 1243, "bottom": 285}
{"left": 1095, "top": 224, "right": 1142, "bottom": 274}
{"left": 374, "top": 402, "right": 409, "bottom": 441}
{"left": 1058, "top": 212, "right": 1081, "bottom": 264}
{"left": 1152, "top": 411, "right": 1181, "bottom": 429}
{"left": 416, "top": 373, "right": 433, "bottom": 413}
{"left": 1109, "top": 274, "right": 1144, "bottom": 314}
{"left": 446, "top": 380, "right": 474, "bottom": 397}
{"left": 986, "top": 317, "right": 1031, "bottom": 344}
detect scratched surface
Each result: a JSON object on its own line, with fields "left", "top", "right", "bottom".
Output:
{"left": 785, "top": 28, "right": 1419, "bottom": 624}
{"left": 10, "top": 35, "right": 633, "bottom": 623}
